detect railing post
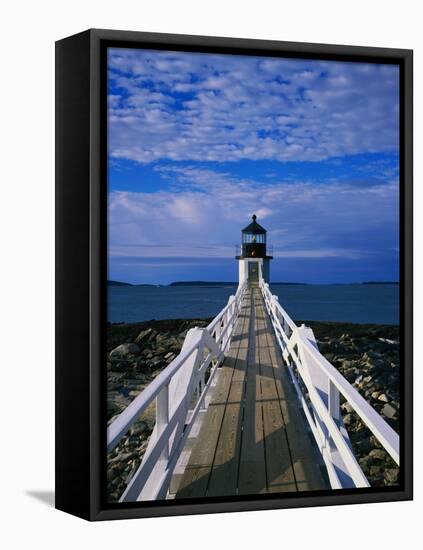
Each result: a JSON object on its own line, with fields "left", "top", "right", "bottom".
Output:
{"left": 224, "top": 295, "right": 236, "bottom": 350}
{"left": 272, "top": 295, "right": 279, "bottom": 318}
{"left": 215, "top": 317, "right": 222, "bottom": 344}
{"left": 156, "top": 384, "right": 169, "bottom": 462}
{"left": 328, "top": 379, "right": 341, "bottom": 423}
{"left": 328, "top": 379, "right": 340, "bottom": 450}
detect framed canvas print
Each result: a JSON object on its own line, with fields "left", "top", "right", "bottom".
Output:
{"left": 55, "top": 29, "right": 413, "bottom": 521}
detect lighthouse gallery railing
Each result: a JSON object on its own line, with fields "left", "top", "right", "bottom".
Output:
{"left": 260, "top": 280, "right": 399, "bottom": 489}
{"left": 107, "top": 282, "right": 247, "bottom": 501}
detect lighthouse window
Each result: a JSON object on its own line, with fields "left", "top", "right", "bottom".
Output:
{"left": 243, "top": 233, "right": 266, "bottom": 244}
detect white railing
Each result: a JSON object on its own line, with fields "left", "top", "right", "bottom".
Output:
{"left": 260, "top": 280, "right": 399, "bottom": 489}
{"left": 107, "top": 282, "right": 247, "bottom": 501}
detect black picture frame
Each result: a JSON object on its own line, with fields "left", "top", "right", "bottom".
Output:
{"left": 55, "top": 28, "right": 413, "bottom": 521}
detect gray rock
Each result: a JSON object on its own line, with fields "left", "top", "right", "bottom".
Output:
{"left": 126, "top": 435, "right": 141, "bottom": 446}
{"left": 109, "top": 451, "right": 132, "bottom": 464}
{"left": 135, "top": 328, "right": 154, "bottom": 344}
{"left": 110, "top": 343, "right": 140, "bottom": 359}
{"left": 110, "top": 360, "right": 132, "bottom": 372}
{"left": 343, "top": 414, "right": 353, "bottom": 426}
{"left": 378, "top": 393, "right": 389, "bottom": 403}
{"left": 357, "top": 438, "right": 372, "bottom": 453}
{"left": 341, "top": 402, "right": 354, "bottom": 414}
{"left": 126, "top": 373, "right": 148, "bottom": 385}
{"left": 369, "top": 448, "right": 386, "bottom": 461}
{"left": 130, "top": 421, "right": 149, "bottom": 437}
{"left": 384, "top": 468, "right": 399, "bottom": 484}
{"left": 369, "top": 465, "right": 383, "bottom": 479}
{"left": 382, "top": 403, "right": 397, "bottom": 419}
{"left": 138, "top": 441, "right": 149, "bottom": 454}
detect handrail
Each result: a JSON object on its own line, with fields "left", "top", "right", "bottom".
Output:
{"left": 107, "top": 339, "right": 200, "bottom": 452}
{"left": 300, "top": 336, "right": 399, "bottom": 463}
{"left": 260, "top": 280, "right": 399, "bottom": 488}
{"left": 107, "top": 282, "right": 247, "bottom": 500}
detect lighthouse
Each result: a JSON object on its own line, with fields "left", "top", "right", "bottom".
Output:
{"left": 236, "top": 214, "right": 273, "bottom": 287}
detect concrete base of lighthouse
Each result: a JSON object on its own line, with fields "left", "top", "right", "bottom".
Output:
{"left": 238, "top": 258, "right": 270, "bottom": 286}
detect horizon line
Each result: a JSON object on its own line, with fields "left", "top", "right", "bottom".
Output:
{"left": 108, "top": 279, "right": 399, "bottom": 286}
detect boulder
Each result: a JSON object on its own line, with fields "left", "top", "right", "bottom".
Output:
{"left": 356, "top": 438, "right": 372, "bottom": 454}
{"left": 343, "top": 413, "right": 353, "bottom": 426}
{"left": 369, "top": 465, "right": 383, "bottom": 479}
{"left": 110, "top": 343, "right": 140, "bottom": 358}
{"left": 382, "top": 403, "right": 398, "bottom": 419}
{"left": 358, "top": 456, "right": 370, "bottom": 473}
{"left": 341, "top": 402, "right": 354, "bottom": 414}
{"left": 369, "top": 448, "right": 386, "bottom": 461}
{"left": 384, "top": 468, "right": 399, "bottom": 485}
{"left": 135, "top": 328, "right": 154, "bottom": 344}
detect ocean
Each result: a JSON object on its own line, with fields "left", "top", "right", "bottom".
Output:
{"left": 108, "top": 283, "right": 399, "bottom": 325}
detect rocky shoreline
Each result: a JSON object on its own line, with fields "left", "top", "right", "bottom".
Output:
{"left": 107, "top": 318, "right": 400, "bottom": 501}
{"left": 106, "top": 317, "right": 213, "bottom": 502}
{"left": 306, "top": 320, "right": 400, "bottom": 488}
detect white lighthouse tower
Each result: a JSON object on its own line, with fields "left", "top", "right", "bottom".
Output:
{"left": 236, "top": 214, "right": 273, "bottom": 287}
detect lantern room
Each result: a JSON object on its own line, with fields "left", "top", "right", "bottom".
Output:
{"left": 236, "top": 214, "right": 273, "bottom": 286}
{"left": 241, "top": 214, "right": 267, "bottom": 258}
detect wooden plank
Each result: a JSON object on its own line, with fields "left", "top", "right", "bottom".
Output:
{"left": 176, "top": 293, "right": 250, "bottom": 498}
{"left": 291, "top": 458, "right": 328, "bottom": 492}
{"left": 260, "top": 295, "right": 329, "bottom": 492}
{"left": 238, "top": 290, "right": 267, "bottom": 495}
{"left": 255, "top": 291, "right": 297, "bottom": 493}
{"left": 175, "top": 367, "right": 233, "bottom": 498}
{"left": 177, "top": 286, "right": 329, "bottom": 499}
{"left": 206, "top": 293, "right": 251, "bottom": 497}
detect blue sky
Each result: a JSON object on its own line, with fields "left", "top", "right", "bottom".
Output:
{"left": 107, "top": 48, "right": 399, "bottom": 284}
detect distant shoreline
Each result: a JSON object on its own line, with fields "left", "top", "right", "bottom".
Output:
{"left": 108, "top": 317, "right": 399, "bottom": 329}
{"left": 108, "top": 280, "right": 399, "bottom": 287}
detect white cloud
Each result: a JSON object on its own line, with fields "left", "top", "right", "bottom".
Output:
{"left": 108, "top": 167, "right": 398, "bottom": 261}
{"left": 107, "top": 49, "right": 399, "bottom": 164}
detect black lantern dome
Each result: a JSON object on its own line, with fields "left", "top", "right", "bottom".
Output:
{"left": 242, "top": 213, "right": 266, "bottom": 234}
{"left": 237, "top": 214, "right": 273, "bottom": 259}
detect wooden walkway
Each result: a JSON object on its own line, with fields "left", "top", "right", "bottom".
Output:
{"left": 175, "top": 287, "right": 329, "bottom": 498}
